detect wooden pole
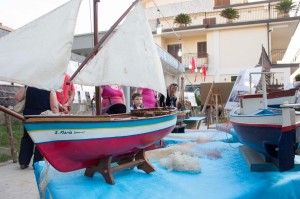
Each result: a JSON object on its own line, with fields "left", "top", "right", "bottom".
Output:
{"left": 180, "top": 76, "right": 185, "bottom": 111}
{"left": 201, "top": 82, "right": 214, "bottom": 115}
{"left": 0, "top": 105, "right": 25, "bottom": 121}
{"left": 4, "top": 113, "right": 18, "bottom": 163}
{"left": 93, "top": 0, "right": 101, "bottom": 115}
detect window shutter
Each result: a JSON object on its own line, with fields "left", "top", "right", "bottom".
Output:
{"left": 197, "top": 42, "right": 207, "bottom": 58}
{"left": 168, "top": 44, "right": 182, "bottom": 62}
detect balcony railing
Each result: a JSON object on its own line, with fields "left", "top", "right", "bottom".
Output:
{"left": 180, "top": 50, "right": 283, "bottom": 69}
{"left": 271, "top": 49, "right": 286, "bottom": 63}
{"left": 156, "top": 44, "right": 185, "bottom": 72}
{"left": 292, "top": 49, "right": 300, "bottom": 63}
{"left": 215, "top": 0, "right": 281, "bottom": 7}
{"left": 150, "top": 4, "right": 299, "bottom": 32}
{"left": 181, "top": 53, "right": 209, "bottom": 70}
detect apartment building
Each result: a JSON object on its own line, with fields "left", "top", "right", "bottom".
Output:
{"left": 143, "top": 0, "right": 300, "bottom": 85}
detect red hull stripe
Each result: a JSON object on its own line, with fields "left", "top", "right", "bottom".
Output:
{"left": 231, "top": 121, "right": 281, "bottom": 128}
{"left": 232, "top": 122, "right": 297, "bottom": 133}
{"left": 241, "top": 89, "right": 296, "bottom": 99}
{"left": 282, "top": 125, "right": 296, "bottom": 132}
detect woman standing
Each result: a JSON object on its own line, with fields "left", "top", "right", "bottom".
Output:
{"left": 137, "top": 87, "right": 157, "bottom": 108}
{"left": 101, "top": 85, "right": 126, "bottom": 114}
{"left": 16, "top": 86, "right": 59, "bottom": 169}
{"left": 159, "top": 83, "right": 178, "bottom": 107}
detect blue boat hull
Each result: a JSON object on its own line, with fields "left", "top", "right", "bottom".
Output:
{"left": 230, "top": 108, "right": 299, "bottom": 171}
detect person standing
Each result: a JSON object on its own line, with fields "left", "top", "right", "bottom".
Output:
{"left": 101, "top": 85, "right": 126, "bottom": 114}
{"left": 159, "top": 83, "right": 178, "bottom": 107}
{"left": 56, "top": 74, "right": 75, "bottom": 114}
{"left": 137, "top": 87, "right": 157, "bottom": 108}
{"left": 16, "top": 86, "right": 59, "bottom": 169}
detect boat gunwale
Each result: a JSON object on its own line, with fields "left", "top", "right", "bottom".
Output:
{"left": 230, "top": 108, "right": 282, "bottom": 118}
{"left": 239, "top": 88, "right": 297, "bottom": 99}
{"left": 24, "top": 108, "right": 178, "bottom": 122}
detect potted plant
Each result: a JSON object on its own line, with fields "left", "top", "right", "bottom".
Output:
{"left": 174, "top": 13, "right": 192, "bottom": 27}
{"left": 275, "top": 0, "right": 296, "bottom": 18}
{"left": 220, "top": 7, "right": 240, "bottom": 23}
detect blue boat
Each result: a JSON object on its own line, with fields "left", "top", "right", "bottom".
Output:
{"left": 230, "top": 72, "right": 300, "bottom": 171}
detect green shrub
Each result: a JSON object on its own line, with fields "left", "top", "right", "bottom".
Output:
{"left": 174, "top": 13, "right": 192, "bottom": 26}
{"left": 275, "top": 0, "right": 296, "bottom": 14}
{"left": 295, "top": 74, "right": 300, "bottom": 81}
{"left": 0, "top": 123, "right": 23, "bottom": 163}
{"left": 220, "top": 8, "right": 240, "bottom": 20}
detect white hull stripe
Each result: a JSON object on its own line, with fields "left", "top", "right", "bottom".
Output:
{"left": 26, "top": 118, "right": 176, "bottom": 144}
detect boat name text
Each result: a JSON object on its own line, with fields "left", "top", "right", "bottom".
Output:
{"left": 54, "top": 130, "right": 85, "bottom": 135}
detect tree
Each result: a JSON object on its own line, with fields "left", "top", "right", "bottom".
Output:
{"left": 220, "top": 8, "right": 240, "bottom": 23}
{"left": 275, "top": 0, "right": 296, "bottom": 17}
{"left": 174, "top": 13, "right": 192, "bottom": 27}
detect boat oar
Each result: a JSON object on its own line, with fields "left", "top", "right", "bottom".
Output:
{"left": 0, "top": 105, "right": 25, "bottom": 121}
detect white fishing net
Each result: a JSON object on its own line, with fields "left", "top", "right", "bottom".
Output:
{"left": 38, "top": 160, "right": 84, "bottom": 199}
{"left": 146, "top": 144, "right": 202, "bottom": 173}
{"left": 39, "top": 160, "right": 54, "bottom": 199}
{"left": 160, "top": 151, "right": 201, "bottom": 173}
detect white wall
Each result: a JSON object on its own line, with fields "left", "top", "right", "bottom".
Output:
{"left": 207, "top": 26, "right": 268, "bottom": 81}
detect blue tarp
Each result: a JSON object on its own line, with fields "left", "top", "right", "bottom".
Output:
{"left": 34, "top": 131, "right": 300, "bottom": 199}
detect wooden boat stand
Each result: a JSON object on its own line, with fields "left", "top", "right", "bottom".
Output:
{"left": 84, "top": 149, "right": 155, "bottom": 185}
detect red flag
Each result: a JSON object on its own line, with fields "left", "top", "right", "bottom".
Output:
{"left": 201, "top": 65, "right": 206, "bottom": 81}
{"left": 190, "top": 57, "right": 196, "bottom": 73}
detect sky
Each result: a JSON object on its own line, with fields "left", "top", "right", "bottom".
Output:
{"left": 0, "top": 0, "right": 134, "bottom": 34}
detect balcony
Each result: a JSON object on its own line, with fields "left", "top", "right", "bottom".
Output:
{"left": 215, "top": 0, "right": 279, "bottom": 7}
{"left": 179, "top": 49, "right": 286, "bottom": 68}
{"left": 156, "top": 44, "right": 185, "bottom": 73}
{"left": 271, "top": 49, "right": 286, "bottom": 63}
{"left": 150, "top": 4, "right": 300, "bottom": 32}
{"left": 181, "top": 53, "right": 209, "bottom": 71}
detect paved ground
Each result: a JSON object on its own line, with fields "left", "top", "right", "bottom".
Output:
{"left": 0, "top": 160, "right": 39, "bottom": 199}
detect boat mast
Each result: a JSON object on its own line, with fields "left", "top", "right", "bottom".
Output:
{"left": 94, "top": 0, "right": 101, "bottom": 115}
{"left": 261, "top": 73, "right": 268, "bottom": 110}
{"left": 69, "top": 0, "right": 140, "bottom": 115}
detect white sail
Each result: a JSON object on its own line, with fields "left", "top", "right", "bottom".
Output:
{"left": 0, "top": 0, "right": 82, "bottom": 91}
{"left": 73, "top": 3, "right": 167, "bottom": 97}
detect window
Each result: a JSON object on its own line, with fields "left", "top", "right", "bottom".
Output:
{"left": 167, "top": 44, "right": 182, "bottom": 62}
{"left": 197, "top": 42, "right": 207, "bottom": 58}
{"left": 231, "top": 76, "right": 237, "bottom": 82}
{"left": 214, "top": 0, "right": 230, "bottom": 7}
